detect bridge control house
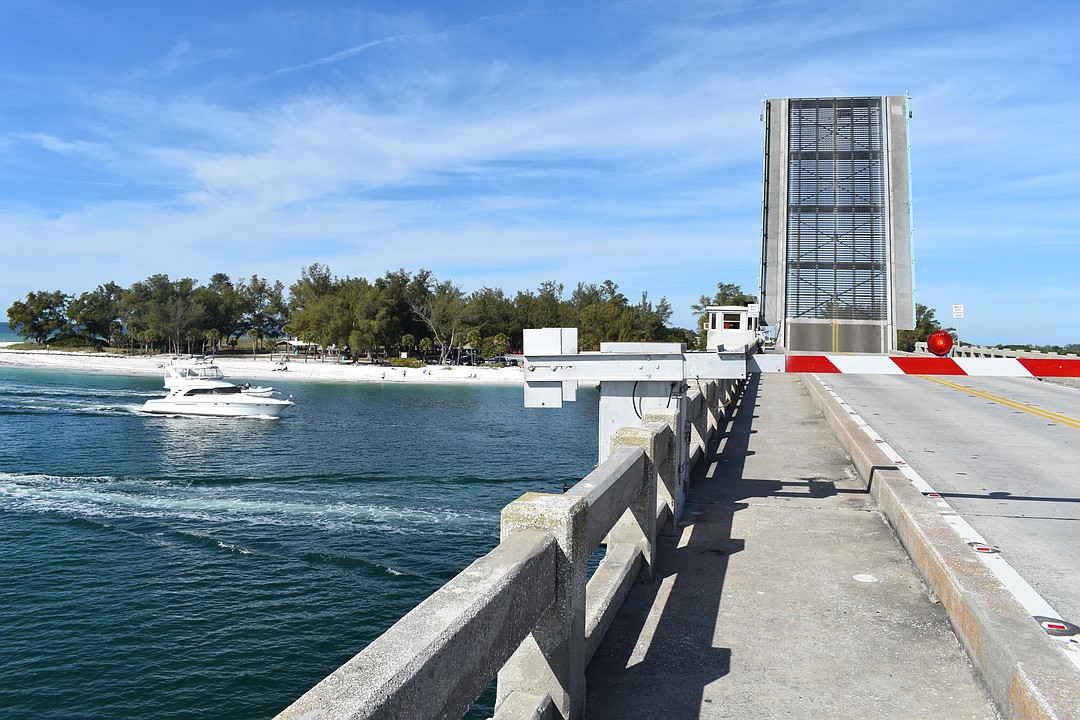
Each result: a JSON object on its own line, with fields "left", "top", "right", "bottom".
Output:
{"left": 704, "top": 303, "right": 763, "bottom": 352}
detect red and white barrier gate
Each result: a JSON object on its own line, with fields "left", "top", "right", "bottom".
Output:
{"left": 776, "top": 330, "right": 1080, "bottom": 377}
{"left": 761, "top": 355, "right": 1080, "bottom": 378}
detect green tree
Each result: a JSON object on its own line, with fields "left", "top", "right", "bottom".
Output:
{"left": 569, "top": 280, "right": 649, "bottom": 350}
{"left": 459, "top": 327, "right": 483, "bottom": 364}
{"left": 7, "top": 290, "right": 70, "bottom": 343}
{"left": 466, "top": 287, "right": 515, "bottom": 339}
{"left": 121, "top": 275, "right": 201, "bottom": 354}
{"left": 120, "top": 278, "right": 159, "bottom": 352}
{"left": 204, "top": 328, "right": 223, "bottom": 355}
{"left": 418, "top": 336, "right": 434, "bottom": 362}
{"left": 403, "top": 270, "right": 467, "bottom": 364}
{"left": 6, "top": 268, "right": 708, "bottom": 359}
{"left": 67, "top": 282, "right": 123, "bottom": 345}
{"left": 195, "top": 273, "right": 245, "bottom": 348}
{"left": 341, "top": 276, "right": 387, "bottom": 361}
{"left": 166, "top": 277, "right": 201, "bottom": 354}
{"left": 479, "top": 332, "right": 510, "bottom": 359}
{"left": 375, "top": 269, "right": 423, "bottom": 351}
{"left": 897, "top": 304, "right": 952, "bottom": 352}
{"left": 511, "top": 281, "right": 565, "bottom": 350}
{"left": 631, "top": 291, "right": 674, "bottom": 342}
{"left": 286, "top": 264, "right": 344, "bottom": 352}
{"left": 241, "top": 275, "right": 288, "bottom": 344}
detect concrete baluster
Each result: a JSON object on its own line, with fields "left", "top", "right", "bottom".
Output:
{"left": 682, "top": 386, "right": 701, "bottom": 461}
{"left": 704, "top": 380, "right": 721, "bottom": 437}
{"left": 693, "top": 389, "right": 708, "bottom": 459}
{"left": 642, "top": 408, "right": 680, "bottom": 526}
{"left": 497, "top": 492, "right": 589, "bottom": 719}
{"left": 607, "top": 426, "right": 662, "bottom": 580}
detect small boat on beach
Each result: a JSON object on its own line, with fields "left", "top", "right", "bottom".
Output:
{"left": 142, "top": 358, "right": 293, "bottom": 418}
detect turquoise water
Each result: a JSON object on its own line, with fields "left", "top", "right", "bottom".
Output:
{"left": 0, "top": 366, "right": 598, "bottom": 719}
{"left": 0, "top": 321, "right": 18, "bottom": 343}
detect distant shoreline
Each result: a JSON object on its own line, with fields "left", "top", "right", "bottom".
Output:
{"left": 0, "top": 348, "right": 525, "bottom": 386}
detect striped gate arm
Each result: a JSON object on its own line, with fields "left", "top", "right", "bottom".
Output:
{"left": 772, "top": 355, "right": 1080, "bottom": 377}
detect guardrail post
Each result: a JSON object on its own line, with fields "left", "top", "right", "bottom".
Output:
{"left": 497, "top": 492, "right": 588, "bottom": 718}
{"left": 718, "top": 379, "right": 733, "bottom": 430}
{"left": 702, "top": 380, "right": 720, "bottom": 437}
{"left": 687, "top": 386, "right": 707, "bottom": 461}
{"left": 607, "top": 426, "right": 662, "bottom": 579}
{"left": 642, "top": 408, "right": 680, "bottom": 526}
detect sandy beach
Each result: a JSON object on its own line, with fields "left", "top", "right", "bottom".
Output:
{"left": 0, "top": 347, "right": 525, "bottom": 386}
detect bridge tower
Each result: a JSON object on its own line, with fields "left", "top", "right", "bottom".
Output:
{"left": 761, "top": 96, "right": 914, "bottom": 353}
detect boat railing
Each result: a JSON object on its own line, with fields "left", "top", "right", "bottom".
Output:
{"left": 273, "top": 376, "right": 741, "bottom": 720}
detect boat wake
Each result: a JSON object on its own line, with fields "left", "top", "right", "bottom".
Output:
{"left": 0, "top": 472, "right": 489, "bottom": 536}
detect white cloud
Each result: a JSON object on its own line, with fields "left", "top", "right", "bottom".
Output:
{"left": 11, "top": 132, "right": 99, "bottom": 155}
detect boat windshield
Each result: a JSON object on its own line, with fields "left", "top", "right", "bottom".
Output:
{"left": 183, "top": 386, "right": 243, "bottom": 396}
{"left": 173, "top": 366, "right": 225, "bottom": 380}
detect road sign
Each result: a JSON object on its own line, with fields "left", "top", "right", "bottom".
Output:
{"left": 952, "top": 304, "right": 965, "bottom": 319}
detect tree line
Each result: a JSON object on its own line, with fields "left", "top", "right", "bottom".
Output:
{"left": 6, "top": 265, "right": 719, "bottom": 361}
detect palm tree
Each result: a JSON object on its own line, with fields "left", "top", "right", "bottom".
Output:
{"left": 205, "top": 328, "right": 222, "bottom": 355}
{"left": 419, "top": 337, "right": 434, "bottom": 363}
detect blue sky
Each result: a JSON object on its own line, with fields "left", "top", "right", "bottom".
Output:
{"left": 2, "top": 0, "right": 1078, "bottom": 345}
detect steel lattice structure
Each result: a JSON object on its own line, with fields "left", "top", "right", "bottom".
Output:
{"left": 761, "top": 96, "right": 913, "bottom": 353}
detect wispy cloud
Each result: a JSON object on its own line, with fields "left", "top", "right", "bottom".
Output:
{"left": 11, "top": 132, "right": 98, "bottom": 155}
{"left": 274, "top": 34, "right": 414, "bottom": 74}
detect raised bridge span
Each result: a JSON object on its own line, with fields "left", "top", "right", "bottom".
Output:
{"left": 274, "top": 342, "right": 1080, "bottom": 720}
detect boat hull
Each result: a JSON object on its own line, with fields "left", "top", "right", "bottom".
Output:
{"left": 142, "top": 397, "right": 293, "bottom": 418}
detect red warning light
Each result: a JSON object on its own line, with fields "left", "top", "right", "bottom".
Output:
{"left": 927, "top": 330, "right": 954, "bottom": 356}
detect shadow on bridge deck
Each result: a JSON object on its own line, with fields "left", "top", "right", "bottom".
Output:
{"left": 584, "top": 373, "right": 999, "bottom": 719}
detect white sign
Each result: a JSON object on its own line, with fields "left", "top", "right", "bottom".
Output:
{"left": 952, "top": 304, "right": 965, "bottom": 319}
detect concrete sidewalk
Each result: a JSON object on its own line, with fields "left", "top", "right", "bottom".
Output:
{"left": 584, "top": 373, "right": 1000, "bottom": 719}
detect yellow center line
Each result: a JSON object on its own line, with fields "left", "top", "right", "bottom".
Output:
{"left": 919, "top": 375, "right": 1080, "bottom": 430}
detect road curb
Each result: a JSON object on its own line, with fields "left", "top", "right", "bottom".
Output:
{"left": 800, "top": 374, "right": 1080, "bottom": 720}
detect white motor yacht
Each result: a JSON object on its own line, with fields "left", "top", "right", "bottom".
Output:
{"left": 143, "top": 358, "right": 293, "bottom": 418}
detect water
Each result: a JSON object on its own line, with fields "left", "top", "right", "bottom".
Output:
{"left": 0, "top": 365, "right": 599, "bottom": 719}
{"left": 0, "top": 321, "right": 18, "bottom": 343}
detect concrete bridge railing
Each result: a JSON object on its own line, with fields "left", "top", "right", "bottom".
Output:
{"left": 274, "top": 377, "right": 741, "bottom": 720}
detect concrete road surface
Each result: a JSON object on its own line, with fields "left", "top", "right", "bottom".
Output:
{"left": 819, "top": 374, "right": 1080, "bottom": 626}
